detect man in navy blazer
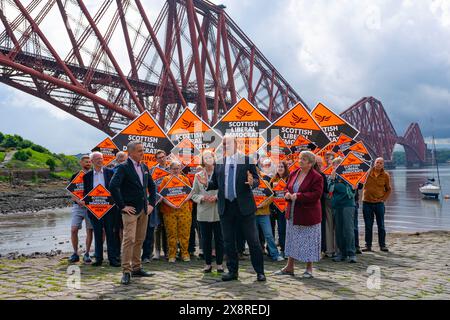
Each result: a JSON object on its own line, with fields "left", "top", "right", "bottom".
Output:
{"left": 83, "top": 152, "right": 121, "bottom": 267}
{"left": 110, "top": 141, "right": 156, "bottom": 285}
{"left": 198, "top": 135, "right": 266, "bottom": 282}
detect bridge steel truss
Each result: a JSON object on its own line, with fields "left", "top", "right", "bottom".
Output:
{"left": 0, "top": 0, "right": 304, "bottom": 135}
{"left": 0, "top": 1, "right": 427, "bottom": 166}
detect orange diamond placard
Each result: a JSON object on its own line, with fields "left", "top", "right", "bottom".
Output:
{"left": 112, "top": 111, "right": 174, "bottom": 168}
{"left": 332, "top": 133, "right": 356, "bottom": 154}
{"left": 91, "top": 137, "right": 119, "bottom": 166}
{"left": 258, "top": 135, "right": 292, "bottom": 164}
{"left": 66, "top": 171, "right": 85, "bottom": 200}
{"left": 272, "top": 179, "right": 287, "bottom": 212}
{"left": 264, "top": 102, "right": 330, "bottom": 149}
{"left": 82, "top": 184, "right": 115, "bottom": 220}
{"left": 343, "top": 141, "right": 372, "bottom": 162}
{"left": 335, "top": 152, "right": 371, "bottom": 188}
{"left": 151, "top": 166, "right": 171, "bottom": 187}
{"left": 213, "top": 98, "right": 271, "bottom": 155}
{"left": 290, "top": 134, "right": 318, "bottom": 157}
{"left": 322, "top": 166, "right": 333, "bottom": 176}
{"left": 311, "top": 102, "right": 359, "bottom": 142}
{"left": 252, "top": 176, "right": 274, "bottom": 208}
{"left": 167, "top": 108, "right": 222, "bottom": 151}
{"left": 159, "top": 175, "right": 192, "bottom": 208}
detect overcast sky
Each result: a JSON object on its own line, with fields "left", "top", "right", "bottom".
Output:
{"left": 1, "top": 0, "right": 450, "bottom": 154}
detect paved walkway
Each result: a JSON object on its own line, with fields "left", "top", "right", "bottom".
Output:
{"left": 0, "top": 231, "right": 449, "bottom": 300}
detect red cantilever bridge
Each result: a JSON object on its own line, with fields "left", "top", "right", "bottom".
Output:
{"left": 0, "top": 0, "right": 427, "bottom": 166}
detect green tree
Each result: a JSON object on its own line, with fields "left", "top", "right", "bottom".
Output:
{"left": 2, "top": 135, "right": 18, "bottom": 148}
{"left": 14, "top": 150, "right": 30, "bottom": 161}
{"left": 46, "top": 158, "right": 56, "bottom": 171}
{"left": 31, "top": 144, "right": 48, "bottom": 153}
{"left": 0, "top": 132, "right": 4, "bottom": 144}
{"left": 19, "top": 139, "right": 33, "bottom": 149}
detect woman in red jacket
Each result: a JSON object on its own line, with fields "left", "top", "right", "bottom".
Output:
{"left": 274, "top": 151, "right": 323, "bottom": 278}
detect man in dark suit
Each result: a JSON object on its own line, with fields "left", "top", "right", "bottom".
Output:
{"left": 198, "top": 135, "right": 266, "bottom": 282}
{"left": 83, "top": 152, "right": 121, "bottom": 267}
{"left": 110, "top": 141, "right": 157, "bottom": 285}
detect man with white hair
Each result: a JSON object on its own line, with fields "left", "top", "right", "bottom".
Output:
{"left": 82, "top": 151, "right": 121, "bottom": 267}
{"left": 115, "top": 151, "right": 128, "bottom": 166}
{"left": 362, "top": 157, "right": 392, "bottom": 252}
{"left": 198, "top": 135, "right": 266, "bottom": 282}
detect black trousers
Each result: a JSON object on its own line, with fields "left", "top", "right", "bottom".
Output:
{"left": 188, "top": 204, "right": 201, "bottom": 253}
{"left": 236, "top": 223, "right": 246, "bottom": 253}
{"left": 220, "top": 199, "right": 264, "bottom": 275}
{"left": 198, "top": 221, "right": 224, "bottom": 265}
{"left": 88, "top": 210, "right": 120, "bottom": 263}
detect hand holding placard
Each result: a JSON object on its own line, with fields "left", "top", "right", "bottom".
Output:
{"left": 245, "top": 170, "right": 254, "bottom": 186}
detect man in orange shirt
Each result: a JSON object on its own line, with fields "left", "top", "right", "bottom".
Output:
{"left": 362, "top": 158, "right": 392, "bottom": 252}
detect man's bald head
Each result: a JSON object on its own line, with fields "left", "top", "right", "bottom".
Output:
{"left": 374, "top": 157, "right": 384, "bottom": 170}
{"left": 222, "top": 134, "right": 238, "bottom": 156}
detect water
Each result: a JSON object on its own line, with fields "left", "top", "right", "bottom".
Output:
{"left": 0, "top": 165, "right": 449, "bottom": 255}
{"left": 383, "top": 164, "right": 450, "bottom": 232}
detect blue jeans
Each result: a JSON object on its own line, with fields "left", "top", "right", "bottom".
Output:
{"left": 270, "top": 208, "right": 286, "bottom": 252}
{"left": 256, "top": 215, "right": 280, "bottom": 260}
{"left": 362, "top": 202, "right": 386, "bottom": 248}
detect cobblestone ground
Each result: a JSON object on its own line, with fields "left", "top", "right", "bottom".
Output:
{"left": 0, "top": 231, "right": 449, "bottom": 300}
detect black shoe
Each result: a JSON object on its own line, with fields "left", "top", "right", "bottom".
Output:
{"left": 222, "top": 272, "right": 238, "bottom": 281}
{"left": 257, "top": 273, "right": 266, "bottom": 282}
{"left": 109, "top": 261, "right": 121, "bottom": 267}
{"left": 380, "top": 247, "right": 389, "bottom": 252}
{"left": 203, "top": 266, "right": 212, "bottom": 273}
{"left": 356, "top": 248, "right": 362, "bottom": 254}
{"left": 92, "top": 260, "right": 103, "bottom": 267}
{"left": 132, "top": 269, "right": 154, "bottom": 277}
{"left": 121, "top": 272, "right": 131, "bottom": 285}
{"left": 68, "top": 253, "right": 79, "bottom": 263}
{"left": 362, "top": 247, "right": 372, "bottom": 252}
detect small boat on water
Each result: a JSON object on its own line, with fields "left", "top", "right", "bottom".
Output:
{"left": 419, "top": 135, "right": 441, "bottom": 199}
{"left": 419, "top": 179, "right": 440, "bottom": 199}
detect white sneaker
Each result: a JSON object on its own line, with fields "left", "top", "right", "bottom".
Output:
{"left": 276, "top": 255, "right": 285, "bottom": 262}
{"left": 152, "top": 251, "right": 160, "bottom": 260}
{"left": 168, "top": 258, "right": 176, "bottom": 263}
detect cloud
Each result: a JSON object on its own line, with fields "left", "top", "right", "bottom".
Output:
{"left": 226, "top": 0, "right": 450, "bottom": 139}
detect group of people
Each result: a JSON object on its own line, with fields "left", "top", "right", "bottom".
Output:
{"left": 67, "top": 135, "right": 392, "bottom": 284}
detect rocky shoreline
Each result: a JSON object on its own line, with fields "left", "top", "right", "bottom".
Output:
{"left": 0, "top": 180, "right": 71, "bottom": 214}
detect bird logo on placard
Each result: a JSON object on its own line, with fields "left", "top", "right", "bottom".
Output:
{"left": 236, "top": 107, "right": 253, "bottom": 119}
{"left": 314, "top": 113, "right": 331, "bottom": 123}
{"left": 181, "top": 119, "right": 195, "bottom": 129}
{"left": 136, "top": 121, "right": 154, "bottom": 134}
{"left": 347, "top": 157, "right": 358, "bottom": 164}
{"left": 290, "top": 113, "right": 308, "bottom": 126}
